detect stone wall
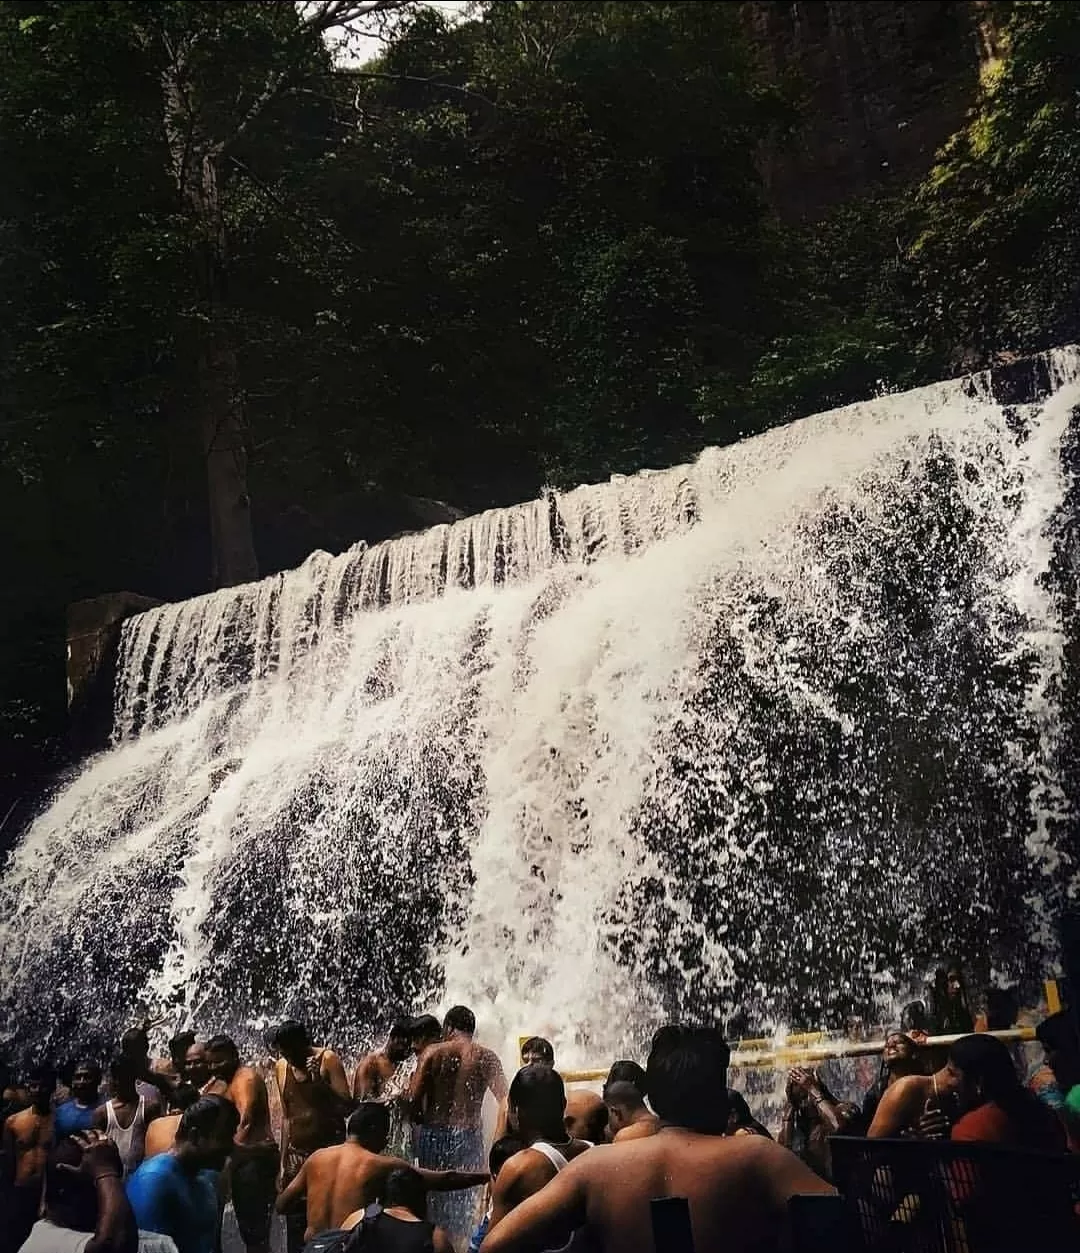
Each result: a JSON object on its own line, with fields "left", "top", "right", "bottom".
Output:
{"left": 742, "top": 0, "right": 1003, "bottom": 220}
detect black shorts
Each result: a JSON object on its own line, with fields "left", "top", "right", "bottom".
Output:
{"left": 231, "top": 1145, "right": 280, "bottom": 1246}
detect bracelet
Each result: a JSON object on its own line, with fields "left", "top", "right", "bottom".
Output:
{"left": 93, "top": 1172, "right": 123, "bottom": 1183}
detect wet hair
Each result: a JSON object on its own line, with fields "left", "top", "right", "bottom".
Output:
{"left": 949, "top": 1033, "right": 1045, "bottom": 1129}
{"left": 489, "top": 1135, "right": 523, "bottom": 1176}
{"left": 109, "top": 1054, "right": 139, "bottom": 1087}
{"left": 726, "top": 1089, "right": 754, "bottom": 1127}
{"left": 121, "top": 1027, "right": 149, "bottom": 1057}
{"left": 985, "top": 987, "right": 1018, "bottom": 1031}
{"left": 444, "top": 1005, "right": 476, "bottom": 1035}
{"left": 520, "top": 1036, "right": 555, "bottom": 1066}
{"left": 1036, "top": 1011, "right": 1080, "bottom": 1054}
{"left": 347, "top": 1102, "right": 391, "bottom": 1142}
{"left": 509, "top": 1064, "right": 566, "bottom": 1127}
{"left": 646, "top": 1025, "right": 730, "bottom": 1135}
{"left": 206, "top": 1034, "right": 239, "bottom": 1060}
{"left": 271, "top": 1021, "right": 309, "bottom": 1055}
{"left": 29, "top": 1064, "right": 58, "bottom": 1089}
{"left": 389, "top": 1018, "right": 413, "bottom": 1041}
{"left": 606, "top": 1060, "right": 647, "bottom": 1097}
{"left": 178, "top": 1094, "right": 239, "bottom": 1141}
{"left": 171, "top": 1083, "right": 201, "bottom": 1113}
{"left": 410, "top": 1015, "right": 442, "bottom": 1044}
{"left": 169, "top": 1032, "right": 196, "bottom": 1064}
{"left": 901, "top": 1001, "right": 930, "bottom": 1033}
{"left": 383, "top": 1167, "right": 428, "bottom": 1214}
{"left": 73, "top": 1059, "right": 102, "bottom": 1081}
{"left": 603, "top": 1079, "right": 646, "bottom": 1110}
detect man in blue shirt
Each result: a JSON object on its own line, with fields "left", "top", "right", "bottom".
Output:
{"left": 126, "top": 1094, "right": 239, "bottom": 1253}
{"left": 56, "top": 1062, "right": 106, "bottom": 1138}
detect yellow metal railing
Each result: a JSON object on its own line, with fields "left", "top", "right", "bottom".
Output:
{"left": 558, "top": 1027, "right": 1036, "bottom": 1084}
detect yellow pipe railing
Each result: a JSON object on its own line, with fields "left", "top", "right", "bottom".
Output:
{"left": 558, "top": 1027, "right": 1036, "bottom": 1084}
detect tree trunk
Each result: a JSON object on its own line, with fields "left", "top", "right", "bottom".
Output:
{"left": 162, "top": 66, "right": 259, "bottom": 588}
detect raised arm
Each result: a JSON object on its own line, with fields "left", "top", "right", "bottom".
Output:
{"left": 408, "top": 1050, "right": 434, "bottom": 1123}
{"left": 481, "top": 1159, "right": 587, "bottom": 1253}
{"left": 320, "top": 1050, "right": 352, "bottom": 1105}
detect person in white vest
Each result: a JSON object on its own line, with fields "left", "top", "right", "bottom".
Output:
{"left": 93, "top": 1057, "right": 160, "bottom": 1179}
{"left": 485, "top": 1067, "right": 593, "bottom": 1236}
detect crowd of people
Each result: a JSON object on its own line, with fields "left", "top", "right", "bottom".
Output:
{"left": 2, "top": 988, "right": 1079, "bottom": 1253}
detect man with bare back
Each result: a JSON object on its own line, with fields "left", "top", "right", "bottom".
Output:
{"left": 3, "top": 1066, "right": 56, "bottom": 1253}
{"left": 482, "top": 1026, "right": 833, "bottom": 1253}
{"left": 272, "top": 1021, "right": 352, "bottom": 1253}
{"left": 409, "top": 1006, "right": 507, "bottom": 1250}
{"left": 205, "top": 1035, "right": 278, "bottom": 1253}
{"left": 275, "top": 1102, "right": 488, "bottom": 1241}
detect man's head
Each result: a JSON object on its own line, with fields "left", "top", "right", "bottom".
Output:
{"left": 1036, "top": 1011, "right": 1080, "bottom": 1087}
{"left": 271, "top": 1021, "right": 311, "bottom": 1066}
{"left": 900, "top": 1001, "right": 929, "bottom": 1034}
{"left": 387, "top": 1019, "right": 413, "bottom": 1065}
{"left": 509, "top": 1064, "right": 567, "bottom": 1140}
{"left": 28, "top": 1065, "right": 57, "bottom": 1111}
{"left": 602, "top": 1080, "right": 647, "bottom": 1138}
{"left": 169, "top": 1032, "right": 196, "bottom": 1072}
{"left": 724, "top": 1089, "right": 755, "bottom": 1135}
{"left": 646, "top": 1024, "right": 730, "bottom": 1135}
{"left": 520, "top": 1037, "right": 555, "bottom": 1069}
{"left": 410, "top": 1015, "right": 442, "bottom": 1057}
{"left": 606, "top": 1060, "right": 647, "bottom": 1097}
{"left": 184, "top": 1042, "right": 210, "bottom": 1090}
{"left": 489, "top": 1135, "right": 523, "bottom": 1178}
{"left": 346, "top": 1102, "right": 391, "bottom": 1153}
{"left": 175, "top": 1095, "right": 240, "bottom": 1171}
{"left": 444, "top": 1006, "right": 476, "bottom": 1038}
{"left": 108, "top": 1055, "right": 139, "bottom": 1101}
{"left": 382, "top": 1167, "right": 429, "bottom": 1218}
{"left": 565, "top": 1089, "right": 608, "bottom": 1143}
{"left": 71, "top": 1061, "right": 102, "bottom": 1105}
{"left": 946, "top": 967, "right": 965, "bottom": 999}
{"left": 206, "top": 1035, "right": 240, "bottom": 1085}
{"left": 120, "top": 1027, "right": 149, "bottom": 1068}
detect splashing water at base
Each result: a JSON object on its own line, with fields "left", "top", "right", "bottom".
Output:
{"left": 3, "top": 353, "right": 1080, "bottom": 1066}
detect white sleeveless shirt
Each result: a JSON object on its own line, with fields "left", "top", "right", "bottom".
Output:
{"left": 105, "top": 1095, "right": 148, "bottom": 1177}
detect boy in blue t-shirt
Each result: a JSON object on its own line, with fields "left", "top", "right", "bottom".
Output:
{"left": 55, "top": 1061, "right": 105, "bottom": 1137}
{"left": 126, "top": 1094, "right": 239, "bottom": 1253}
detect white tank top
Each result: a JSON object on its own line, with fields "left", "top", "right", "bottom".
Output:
{"left": 530, "top": 1141, "right": 570, "bottom": 1172}
{"left": 106, "top": 1096, "right": 148, "bottom": 1176}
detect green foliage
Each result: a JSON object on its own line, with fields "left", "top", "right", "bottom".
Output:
{"left": 2, "top": 0, "right": 1080, "bottom": 807}
{"left": 911, "top": 0, "right": 1080, "bottom": 358}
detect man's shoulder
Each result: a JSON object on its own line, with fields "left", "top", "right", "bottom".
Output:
{"left": 20, "top": 1221, "right": 91, "bottom": 1253}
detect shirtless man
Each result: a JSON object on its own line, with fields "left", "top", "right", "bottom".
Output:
{"left": 272, "top": 1021, "right": 351, "bottom": 1253}
{"left": 867, "top": 1049, "right": 967, "bottom": 1138}
{"left": 3, "top": 1065, "right": 56, "bottom": 1253}
{"left": 353, "top": 1020, "right": 415, "bottom": 1160}
{"left": 275, "top": 1102, "right": 488, "bottom": 1240}
{"left": 204, "top": 1035, "right": 278, "bottom": 1253}
{"left": 603, "top": 1080, "right": 658, "bottom": 1142}
{"left": 409, "top": 1006, "right": 507, "bottom": 1250}
{"left": 487, "top": 1066, "right": 592, "bottom": 1234}
{"left": 482, "top": 1025, "right": 833, "bottom": 1253}
{"left": 144, "top": 1082, "right": 200, "bottom": 1160}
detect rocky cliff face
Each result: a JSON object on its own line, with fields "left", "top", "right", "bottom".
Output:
{"left": 743, "top": 0, "right": 1002, "bottom": 220}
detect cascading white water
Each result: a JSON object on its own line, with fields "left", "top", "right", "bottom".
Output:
{"left": 3, "top": 351, "right": 1080, "bottom": 1065}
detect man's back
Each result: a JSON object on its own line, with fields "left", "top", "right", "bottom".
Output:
{"left": 483, "top": 1127, "right": 833, "bottom": 1253}
{"left": 417, "top": 1041, "right": 501, "bottom": 1129}
{"left": 301, "top": 1141, "right": 396, "bottom": 1235}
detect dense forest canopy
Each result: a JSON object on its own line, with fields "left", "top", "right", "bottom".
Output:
{"left": 2, "top": 0, "right": 1078, "bottom": 813}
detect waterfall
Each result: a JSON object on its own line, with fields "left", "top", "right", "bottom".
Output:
{"left": 3, "top": 351, "right": 1080, "bottom": 1065}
